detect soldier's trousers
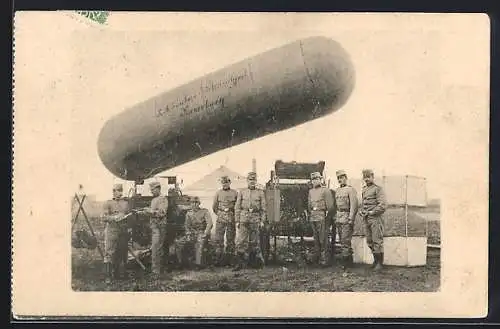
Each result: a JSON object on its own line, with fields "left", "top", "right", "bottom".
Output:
{"left": 214, "top": 213, "right": 236, "bottom": 261}
{"left": 364, "top": 216, "right": 384, "bottom": 253}
{"left": 162, "top": 221, "right": 180, "bottom": 265}
{"left": 104, "top": 222, "right": 129, "bottom": 265}
{"left": 336, "top": 222, "right": 353, "bottom": 258}
{"left": 259, "top": 226, "right": 271, "bottom": 263}
{"left": 310, "top": 219, "right": 329, "bottom": 264}
{"left": 151, "top": 221, "right": 166, "bottom": 275}
{"left": 236, "top": 222, "right": 263, "bottom": 261}
{"left": 176, "top": 233, "right": 206, "bottom": 266}
{"left": 335, "top": 212, "right": 354, "bottom": 258}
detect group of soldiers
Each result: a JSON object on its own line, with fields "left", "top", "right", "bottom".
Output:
{"left": 308, "top": 169, "right": 387, "bottom": 271}
{"left": 100, "top": 169, "right": 387, "bottom": 284}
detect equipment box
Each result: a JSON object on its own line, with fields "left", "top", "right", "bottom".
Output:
{"left": 352, "top": 236, "right": 427, "bottom": 267}
{"left": 265, "top": 160, "right": 327, "bottom": 237}
{"left": 351, "top": 175, "right": 429, "bottom": 267}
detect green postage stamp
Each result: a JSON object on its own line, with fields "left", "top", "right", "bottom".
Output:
{"left": 75, "top": 10, "right": 109, "bottom": 25}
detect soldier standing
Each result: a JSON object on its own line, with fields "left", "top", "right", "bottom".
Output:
{"left": 212, "top": 175, "right": 238, "bottom": 267}
{"left": 233, "top": 172, "right": 267, "bottom": 271}
{"left": 359, "top": 169, "right": 387, "bottom": 271}
{"left": 176, "top": 196, "right": 213, "bottom": 269}
{"left": 102, "top": 183, "right": 131, "bottom": 284}
{"left": 139, "top": 182, "right": 168, "bottom": 278}
{"left": 308, "top": 172, "right": 334, "bottom": 266}
{"left": 334, "top": 170, "right": 358, "bottom": 270}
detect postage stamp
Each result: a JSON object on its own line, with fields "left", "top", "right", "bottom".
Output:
{"left": 75, "top": 10, "right": 110, "bottom": 25}
{"left": 11, "top": 11, "right": 489, "bottom": 318}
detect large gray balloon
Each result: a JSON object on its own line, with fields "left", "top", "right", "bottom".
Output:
{"left": 98, "top": 36, "right": 356, "bottom": 182}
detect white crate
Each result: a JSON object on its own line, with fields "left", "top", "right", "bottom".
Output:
{"left": 352, "top": 236, "right": 427, "bottom": 267}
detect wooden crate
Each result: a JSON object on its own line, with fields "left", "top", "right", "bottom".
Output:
{"left": 352, "top": 236, "right": 427, "bottom": 267}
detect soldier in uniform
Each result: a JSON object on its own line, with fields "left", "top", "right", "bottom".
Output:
{"left": 334, "top": 170, "right": 358, "bottom": 270}
{"left": 233, "top": 172, "right": 267, "bottom": 271}
{"left": 102, "top": 183, "right": 131, "bottom": 283}
{"left": 138, "top": 182, "right": 168, "bottom": 278}
{"left": 163, "top": 184, "right": 187, "bottom": 267}
{"left": 359, "top": 169, "right": 387, "bottom": 271}
{"left": 212, "top": 175, "right": 238, "bottom": 266}
{"left": 308, "top": 172, "right": 334, "bottom": 266}
{"left": 175, "top": 196, "right": 213, "bottom": 269}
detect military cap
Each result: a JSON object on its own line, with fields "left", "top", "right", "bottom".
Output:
{"left": 190, "top": 196, "right": 201, "bottom": 203}
{"left": 113, "top": 183, "right": 123, "bottom": 191}
{"left": 336, "top": 170, "right": 347, "bottom": 177}
{"left": 220, "top": 175, "right": 231, "bottom": 183}
{"left": 362, "top": 169, "right": 374, "bottom": 177}
{"left": 247, "top": 172, "right": 257, "bottom": 179}
{"left": 310, "top": 172, "right": 322, "bottom": 179}
{"left": 149, "top": 181, "right": 161, "bottom": 189}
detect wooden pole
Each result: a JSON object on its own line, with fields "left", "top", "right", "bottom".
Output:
{"left": 72, "top": 194, "right": 104, "bottom": 260}
{"left": 404, "top": 175, "right": 409, "bottom": 266}
{"left": 71, "top": 194, "right": 86, "bottom": 230}
{"left": 405, "top": 175, "right": 409, "bottom": 239}
{"left": 424, "top": 177, "right": 429, "bottom": 242}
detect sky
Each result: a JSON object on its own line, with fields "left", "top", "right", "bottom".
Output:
{"left": 64, "top": 13, "right": 489, "bottom": 201}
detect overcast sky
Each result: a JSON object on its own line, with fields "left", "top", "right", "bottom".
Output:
{"left": 63, "top": 13, "right": 488, "bottom": 201}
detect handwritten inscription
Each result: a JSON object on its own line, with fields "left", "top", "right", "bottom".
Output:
{"left": 154, "top": 69, "right": 249, "bottom": 118}
{"left": 200, "top": 69, "right": 249, "bottom": 93}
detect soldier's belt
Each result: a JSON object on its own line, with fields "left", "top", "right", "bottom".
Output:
{"left": 219, "top": 207, "right": 234, "bottom": 212}
{"left": 337, "top": 209, "right": 350, "bottom": 212}
{"left": 244, "top": 208, "right": 260, "bottom": 213}
{"left": 311, "top": 207, "right": 326, "bottom": 211}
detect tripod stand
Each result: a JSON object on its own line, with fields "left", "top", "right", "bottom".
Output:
{"left": 71, "top": 192, "right": 104, "bottom": 259}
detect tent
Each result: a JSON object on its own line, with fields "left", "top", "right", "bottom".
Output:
{"left": 182, "top": 165, "right": 264, "bottom": 237}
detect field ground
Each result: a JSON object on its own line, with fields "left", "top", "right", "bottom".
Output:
{"left": 72, "top": 246, "right": 440, "bottom": 292}
{"left": 72, "top": 215, "right": 440, "bottom": 292}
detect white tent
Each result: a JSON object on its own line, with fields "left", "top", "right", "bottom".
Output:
{"left": 182, "top": 165, "right": 264, "bottom": 237}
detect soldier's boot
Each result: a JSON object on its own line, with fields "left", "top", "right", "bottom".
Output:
{"left": 231, "top": 253, "right": 239, "bottom": 267}
{"left": 343, "top": 253, "right": 353, "bottom": 269}
{"left": 319, "top": 251, "right": 328, "bottom": 267}
{"left": 370, "top": 253, "right": 378, "bottom": 268}
{"left": 214, "top": 251, "right": 222, "bottom": 267}
{"left": 113, "top": 263, "right": 121, "bottom": 280}
{"left": 232, "top": 253, "right": 245, "bottom": 272}
{"left": 104, "top": 263, "right": 113, "bottom": 284}
{"left": 223, "top": 254, "right": 230, "bottom": 267}
{"left": 339, "top": 256, "right": 347, "bottom": 271}
{"left": 372, "top": 253, "right": 380, "bottom": 271}
{"left": 255, "top": 252, "right": 265, "bottom": 269}
{"left": 151, "top": 272, "right": 160, "bottom": 285}
{"left": 374, "top": 253, "right": 384, "bottom": 271}
{"left": 346, "top": 254, "right": 354, "bottom": 268}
